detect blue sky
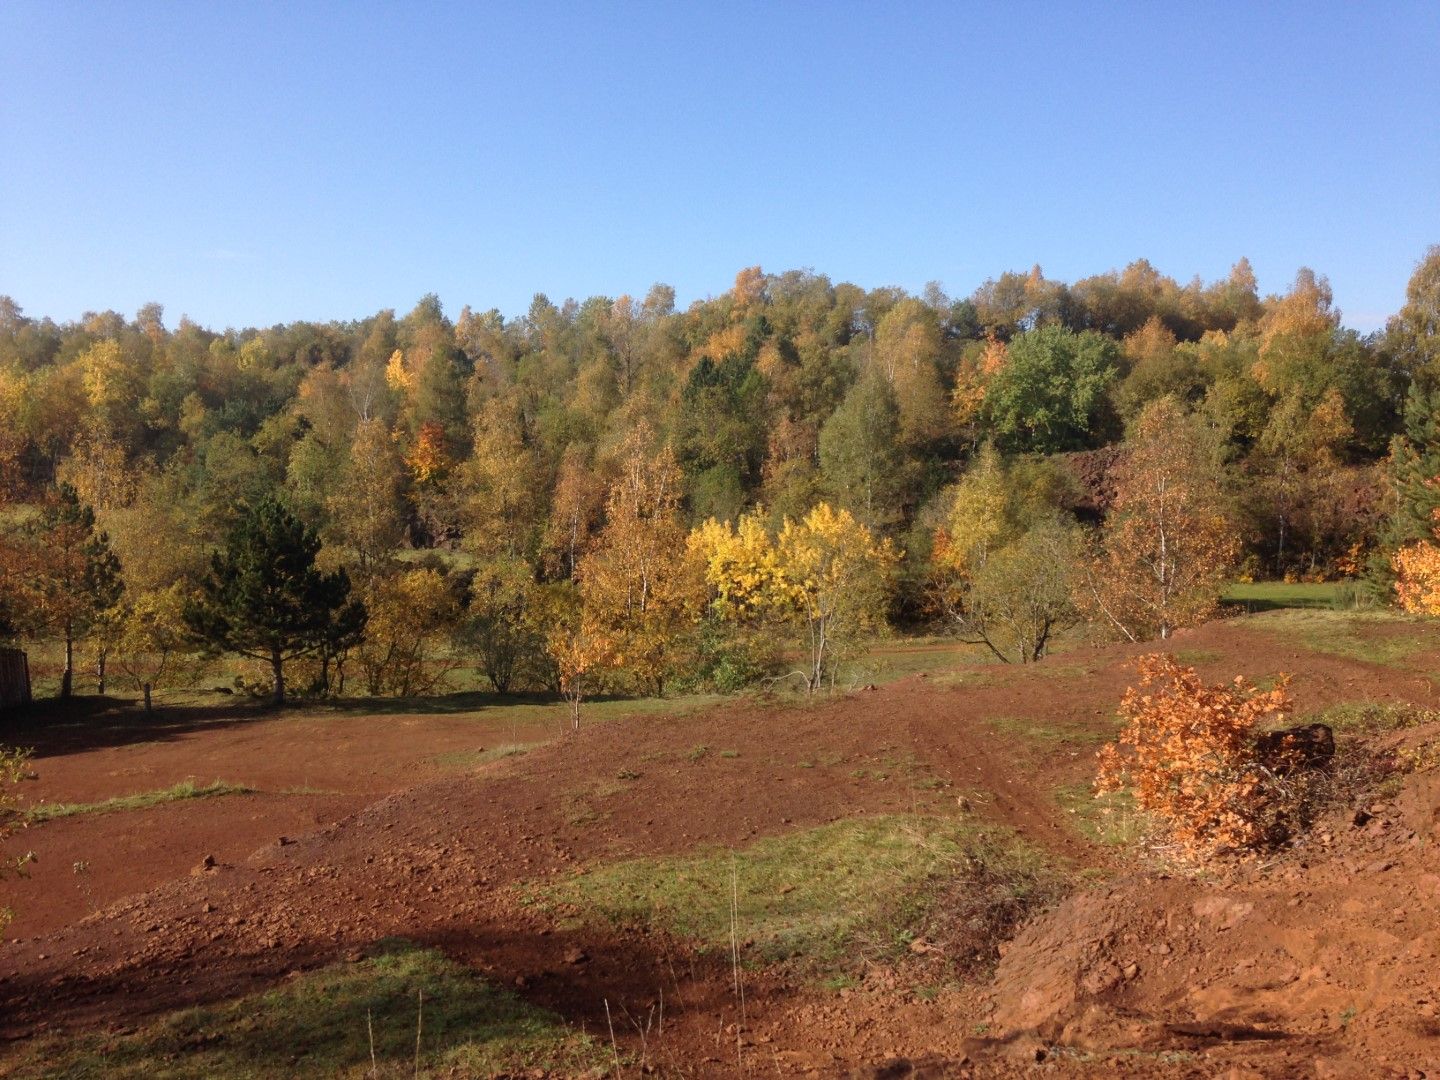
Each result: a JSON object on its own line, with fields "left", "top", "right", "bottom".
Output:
{"left": 2, "top": 2, "right": 1436, "bottom": 332}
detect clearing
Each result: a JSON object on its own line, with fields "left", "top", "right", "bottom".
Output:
{"left": 2, "top": 609, "right": 1439, "bottom": 1077}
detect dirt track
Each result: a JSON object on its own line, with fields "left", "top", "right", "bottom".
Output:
{"left": 3, "top": 617, "right": 1440, "bottom": 1076}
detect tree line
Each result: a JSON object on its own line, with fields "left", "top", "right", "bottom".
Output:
{"left": 1, "top": 247, "right": 1438, "bottom": 705}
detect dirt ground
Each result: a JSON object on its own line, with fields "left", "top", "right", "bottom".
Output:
{"left": 2, "top": 616, "right": 1439, "bottom": 1076}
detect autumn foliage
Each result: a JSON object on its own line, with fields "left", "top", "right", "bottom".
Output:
{"left": 1096, "top": 654, "right": 1297, "bottom": 858}
{"left": 1392, "top": 500, "right": 1440, "bottom": 614}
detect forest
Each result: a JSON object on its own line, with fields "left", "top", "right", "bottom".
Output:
{"left": 2, "top": 248, "right": 1440, "bottom": 707}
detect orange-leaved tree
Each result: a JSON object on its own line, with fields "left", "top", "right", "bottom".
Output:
{"left": 1096, "top": 654, "right": 1295, "bottom": 858}
{"left": 1085, "top": 397, "right": 1239, "bottom": 640}
{"left": 1392, "top": 495, "right": 1440, "bottom": 614}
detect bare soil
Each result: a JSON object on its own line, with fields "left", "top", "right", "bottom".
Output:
{"left": 2, "top": 617, "right": 1439, "bottom": 1077}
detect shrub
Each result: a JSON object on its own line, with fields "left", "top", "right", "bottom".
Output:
{"left": 1095, "top": 654, "right": 1301, "bottom": 858}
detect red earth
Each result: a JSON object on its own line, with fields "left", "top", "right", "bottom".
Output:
{"left": 2, "top": 615, "right": 1439, "bottom": 1077}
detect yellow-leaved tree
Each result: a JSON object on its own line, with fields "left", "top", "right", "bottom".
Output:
{"left": 354, "top": 568, "right": 461, "bottom": 697}
{"left": 577, "top": 427, "right": 702, "bottom": 695}
{"left": 692, "top": 503, "right": 898, "bottom": 693}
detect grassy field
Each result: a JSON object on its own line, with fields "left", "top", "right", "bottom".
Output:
{"left": 1220, "top": 580, "right": 1374, "bottom": 612}
{"left": 532, "top": 814, "right": 1062, "bottom": 976}
{"left": 4, "top": 940, "right": 604, "bottom": 1079}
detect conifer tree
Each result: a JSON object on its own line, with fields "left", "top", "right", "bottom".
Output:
{"left": 185, "top": 498, "right": 366, "bottom": 704}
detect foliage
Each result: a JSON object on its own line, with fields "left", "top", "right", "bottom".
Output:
{"left": 984, "top": 325, "right": 1119, "bottom": 453}
{"left": 15, "top": 484, "right": 125, "bottom": 696}
{"left": 184, "top": 498, "right": 366, "bottom": 704}
{"left": 1085, "top": 397, "right": 1240, "bottom": 640}
{"left": 0, "top": 251, "right": 1434, "bottom": 702}
{"left": 465, "top": 555, "right": 545, "bottom": 693}
{"left": 1393, "top": 530, "right": 1440, "bottom": 615}
{"left": 542, "top": 585, "right": 611, "bottom": 731}
{"left": 931, "top": 448, "right": 1081, "bottom": 662}
{"left": 693, "top": 502, "right": 899, "bottom": 692}
{"left": 577, "top": 427, "right": 701, "bottom": 694}
{"left": 355, "top": 567, "right": 461, "bottom": 696}
{"left": 325, "top": 416, "right": 407, "bottom": 570}
{"left": 1095, "top": 654, "right": 1300, "bottom": 858}
{"left": 113, "top": 584, "right": 209, "bottom": 709}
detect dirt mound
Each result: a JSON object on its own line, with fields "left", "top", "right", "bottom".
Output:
{"left": 987, "top": 723, "right": 1440, "bottom": 1076}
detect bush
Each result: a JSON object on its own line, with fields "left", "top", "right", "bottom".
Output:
{"left": 1096, "top": 654, "right": 1305, "bottom": 858}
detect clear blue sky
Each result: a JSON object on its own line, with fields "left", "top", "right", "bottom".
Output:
{"left": 2, "top": 2, "right": 1436, "bottom": 333}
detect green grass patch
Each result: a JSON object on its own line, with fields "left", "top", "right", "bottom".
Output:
{"left": 1170, "top": 648, "right": 1224, "bottom": 665}
{"left": 431, "top": 743, "right": 533, "bottom": 770}
{"left": 1306, "top": 700, "right": 1440, "bottom": 734}
{"left": 1246, "top": 609, "right": 1432, "bottom": 667}
{"left": 983, "top": 715, "right": 1116, "bottom": 750}
{"left": 5, "top": 939, "right": 603, "bottom": 1079}
{"left": 25, "top": 780, "right": 253, "bottom": 823}
{"left": 1054, "top": 783, "right": 1149, "bottom": 847}
{"left": 1222, "top": 581, "right": 1343, "bottom": 612}
{"left": 531, "top": 815, "right": 1061, "bottom": 975}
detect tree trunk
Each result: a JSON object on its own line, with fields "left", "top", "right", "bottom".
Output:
{"left": 270, "top": 648, "right": 285, "bottom": 706}
{"left": 61, "top": 623, "right": 74, "bottom": 699}
{"left": 142, "top": 682, "right": 153, "bottom": 713}
{"left": 97, "top": 650, "right": 107, "bottom": 695}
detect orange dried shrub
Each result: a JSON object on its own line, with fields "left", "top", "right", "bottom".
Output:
{"left": 1096, "top": 654, "right": 1294, "bottom": 858}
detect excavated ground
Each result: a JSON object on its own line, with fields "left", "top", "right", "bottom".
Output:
{"left": 2, "top": 615, "right": 1438, "bottom": 1077}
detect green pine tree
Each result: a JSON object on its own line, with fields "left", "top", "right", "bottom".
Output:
{"left": 185, "top": 498, "right": 366, "bottom": 704}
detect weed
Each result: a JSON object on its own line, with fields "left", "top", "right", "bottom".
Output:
{"left": 984, "top": 715, "right": 1116, "bottom": 749}
{"left": 719, "top": 749, "right": 739, "bottom": 759}
{"left": 687, "top": 745, "right": 709, "bottom": 763}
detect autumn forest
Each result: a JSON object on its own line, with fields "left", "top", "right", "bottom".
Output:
{"left": 3, "top": 250, "right": 1440, "bottom": 708}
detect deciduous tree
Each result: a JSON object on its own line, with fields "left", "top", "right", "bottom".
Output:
{"left": 578, "top": 428, "right": 701, "bottom": 694}
{"left": 1085, "top": 398, "right": 1239, "bottom": 640}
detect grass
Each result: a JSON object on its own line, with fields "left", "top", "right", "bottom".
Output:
{"left": 1054, "top": 783, "right": 1149, "bottom": 847}
{"left": 4, "top": 939, "right": 604, "bottom": 1079}
{"left": 532, "top": 814, "right": 1061, "bottom": 975}
{"left": 24, "top": 780, "right": 253, "bottom": 823}
{"left": 984, "top": 715, "right": 1117, "bottom": 750}
{"left": 1221, "top": 581, "right": 1345, "bottom": 612}
{"left": 1246, "top": 608, "right": 1433, "bottom": 667}
{"left": 430, "top": 743, "right": 533, "bottom": 770}
{"left": 1307, "top": 700, "right": 1440, "bottom": 734}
